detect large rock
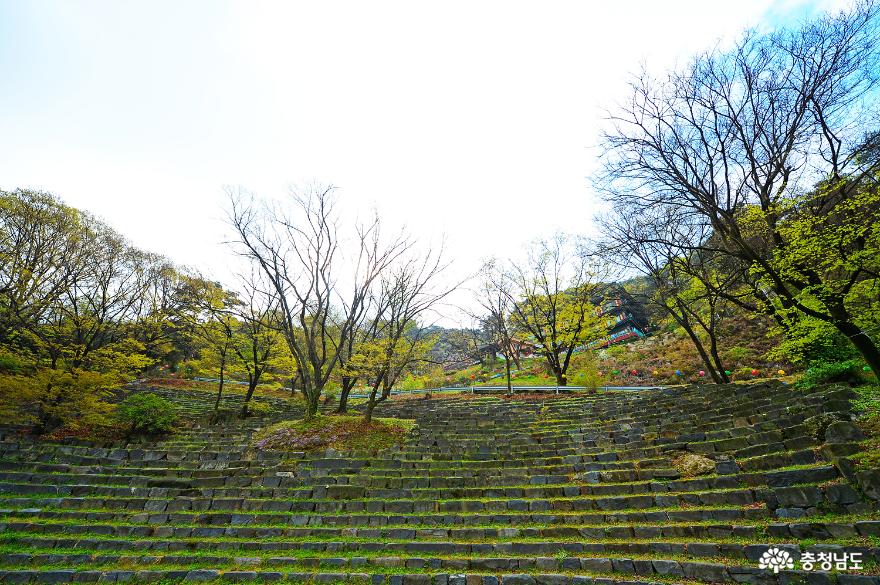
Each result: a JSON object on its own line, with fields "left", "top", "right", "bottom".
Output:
{"left": 572, "top": 471, "right": 601, "bottom": 483}
{"left": 856, "top": 469, "right": 880, "bottom": 501}
{"left": 825, "top": 421, "right": 866, "bottom": 443}
{"left": 803, "top": 412, "right": 847, "bottom": 442}
{"left": 673, "top": 453, "right": 716, "bottom": 477}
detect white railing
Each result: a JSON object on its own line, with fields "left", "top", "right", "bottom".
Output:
{"left": 346, "top": 384, "right": 662, "bottom": 398}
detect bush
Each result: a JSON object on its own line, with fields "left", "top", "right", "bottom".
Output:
{"left": 0, "top": 368, "right": 116, "bottom": 432}
{"left": 244, "top": 399, "right": 270, "bottom": 417}
{"left": 769, "top": 318, "right": 860, "bottom": 365}
{"left": 208, "top": 408, "right": 236, "bottom": 425}
{"left": 796, "top": 359, "right": 864, "bottom": 389}
{"left": 116, "top": 392, "right": 177, "bottom": 435}
{"left": 0, "top": 352, "right": 26, "bottom": 375}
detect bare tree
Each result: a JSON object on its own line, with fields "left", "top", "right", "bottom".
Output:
{"left": 227, "top": 186, "right": 408, "bottom": 419}
{"left": 228, "top": 271, "right": 282, "bottom": 417}
{"left": 598, "top": 2, "right": 880, "bottom": 377}
{"left": 360, "top": 248, "right": 454, "bottom": 423}
{"left": 599, "top": 208, "right": 741, "bottom": 383}
{"left": 472, "top": 259, "right": 518, "bottom": 395}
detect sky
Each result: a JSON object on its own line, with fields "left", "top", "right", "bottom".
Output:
{"left": 0, "top": 0, "right": 849, "bottom": 324}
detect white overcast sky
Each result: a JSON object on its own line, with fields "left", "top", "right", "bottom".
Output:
{"left": 0, "top": 0, "right": 848, "bottom": 324}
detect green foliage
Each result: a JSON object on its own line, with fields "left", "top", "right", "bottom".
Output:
{"left": 254, "top": 415, "right": 414, "bottom": 453}
{"left": 116, "top": 392, "right": 177, "bottom": 435}
{"left": 568, "top": 351, "right": 606, "bottom": 389}
{"left": 245, "top": 399, "right": 271, "bottom": 417}
{"left": 854, "top": 385, "right": 880, "bottom": 419}
{"left": 0, "top": 368, "right": 117, "bottom": 431}
{"left": 0, "top": 351, "right": 25, "bottom": 374}
{"left": 768, "top": 316, "right": 860, "bottom": 365}
{"left": 724, "top": 346, "right": 754, "bottom": 362}
{"left": 852, "top": 386, "right": 880, "bottom": 471}
{"left": 796, "top": 359, "right": 864, "bottom": 389}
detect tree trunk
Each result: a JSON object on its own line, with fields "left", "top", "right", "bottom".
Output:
{"left": 240, "top": 375, "right": 259, "bottom": 418}
{"left": 836, "top": 320, "right": 880, "bottom": 381}
{"left": 214, "top": 356, "right": 226, "bottom": 412}
{"left": 363, "top": 375, "right": 384, "bottom": 424}
{"left": 676, "top": 316, "right": 724, "bottom": 384}
{"left": 553, "top": 368, "right": 567, "bottom": 386}
{"left": 363, "top": 399, "right": 377, "bottom": 424}
{"left": 305, "top": 390, "right": 320, "bottom": 420}
{"left": 336, "top": 377, "right": 356, "bottom": 413}
{"left": 708, "top": 337, "right": 730, "bottom": 383}
{"left": 290, "top": 370, "right": 302, "bottom": 396}
{"left": 504, "top": 355, "right": 512, "bottom": 396}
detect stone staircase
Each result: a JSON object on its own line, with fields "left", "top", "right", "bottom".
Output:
{"left": 0, "top": 382, "right": 878, "bottom": 584}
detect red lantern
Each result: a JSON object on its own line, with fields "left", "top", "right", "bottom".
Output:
{"left": 630, "top": 369, "right": 637, "bottom": 375}
{"left": 751, "top": 369, "right": 759, "bottom": 376}
{"left": 698, "top": 370, "right": 705, "bottom": 377}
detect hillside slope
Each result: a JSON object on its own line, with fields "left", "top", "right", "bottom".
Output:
{"left": 0, "top": 383, "right": 878, "bottom": 583}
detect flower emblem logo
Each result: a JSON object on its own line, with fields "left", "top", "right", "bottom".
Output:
{"left": 759, "top": 547, "right": 794, "bottom": 573}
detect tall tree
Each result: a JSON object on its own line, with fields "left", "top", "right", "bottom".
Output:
{"left": 178, "top": 276, "right": 241, "bottom": 416}
{"left": 505, "top": 236, "right": 605, "bottom": 386}
{"left": 598, "top": 2, "right": 880, "bottom": 378}
{"left": 359, "top": 249, "right": 452, "bottom": 423}
{"left": 228, "top": 273, "right": 283, "bottom": 417}
{"left": 473, "top": 259, "right": 518, "bottom": 394}
{"left": 228, "top": 186, "right": 408, "bottom": 419}
{"left": 599, "top": 209, "right": 743, "bottom": 383}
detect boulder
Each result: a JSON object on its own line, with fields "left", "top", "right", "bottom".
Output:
{"left": 572, "top": 471, "right": 601, "bottom": 483}
{"left": 856, "top": 469, "right": 880, "bottom": 501}
{"left": 673, "top": 453, "right": 716, "bottom": 477}
{"left": 825, "top": 421, "right": 866, "bottom": 443}
{"left": 803, "top": 412, "right": 847, "bottom": 442}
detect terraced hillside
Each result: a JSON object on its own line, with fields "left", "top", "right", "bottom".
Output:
{"left": 1, "top": 382, "right": 879, "bottom": 584}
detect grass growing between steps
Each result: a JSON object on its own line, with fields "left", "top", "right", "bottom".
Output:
{"left": 253, "top": 416, "right": 415, "bottom": 453}
{"left": 852, "top": 385, "right": 880, "bottom": 471}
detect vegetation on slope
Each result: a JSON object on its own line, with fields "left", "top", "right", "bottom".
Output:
{"left": 253, "top": 415, "right": 415, "bottom": 453}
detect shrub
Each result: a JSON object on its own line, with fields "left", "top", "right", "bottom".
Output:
{"left": 116, "top": 392, "right": 177, "bottom": 435}
{"left": 796, "top": 359, "right": 864, "bottom": 389}
{"left": 769, "top": 318, "right": 860, "bottom": 365}
{"left": 0, "top": 352, "right": 26, "bottom": 375}
{"left": 244, "top": 399, "right": 270, "bottom": 417}
{"left": 208, "top": 408, "right": 236, "bottom": 425}
{"left": 0, "top": 368, "right": 116, "bottom": 432}
{"left": 724, "top": 346, "right": 754, "bottom": 362}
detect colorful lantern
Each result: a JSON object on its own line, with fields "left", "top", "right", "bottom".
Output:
{"left": 777, "top": 369, "right": 785, "bottom": 376}
{"left": 612, "top": 369, "right": 620, "bottom": 375}
{"left": 675, "top": 370, "right": 682, "bottom": 376}
{"left": 652, "top": 369, "right": 659, "bottom": 375}
{"left": 751, "top": 369, "right": 759, "bottom": 376}
{"left": 698, "top": 370, "right": 705, "bottom": 377}
{"left": 724, "top": 370, "right": 731, "bottom": 376}
{"left": 630, "top": 369, "right": 637, "bottom": 375}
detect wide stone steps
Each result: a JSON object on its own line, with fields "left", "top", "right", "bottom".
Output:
{"left": 0, "top": 487, "right": 766, "bottom": 514}
{"left": 1, "top": 381, "right": 878, "bottom": 584}
{"left": 2, "top": 548, "right": 877, "bottom": 579}
{"left": 5, "top": 518, "right": 879, "bottom": 540}
{"left": 5, "top": 533, "right": 878, "bottom": 557}
{"left": 0, "top": 507, "right": 774, "bottom": 528}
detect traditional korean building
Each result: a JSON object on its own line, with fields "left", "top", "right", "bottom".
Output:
{"left": 591, "top": 287, "right": 649, "bottom": 348}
